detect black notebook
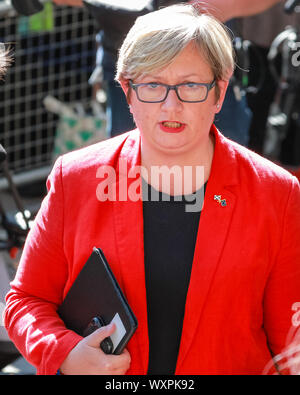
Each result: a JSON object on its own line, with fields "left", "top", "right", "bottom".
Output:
{"left": 57, "top": 247, "right": 137, "bottom": 355}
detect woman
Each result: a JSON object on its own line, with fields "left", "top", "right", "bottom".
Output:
{"left": 4, "top": 4, "right": 300, "bottom": 375}
{"left": 0, "top": 43, "right": 11, "bottom": 78}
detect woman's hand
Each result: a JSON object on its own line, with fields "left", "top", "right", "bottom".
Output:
{"left": 59, "top": 323, "right": 131, "bottom": 375}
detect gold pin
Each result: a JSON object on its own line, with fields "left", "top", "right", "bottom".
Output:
{"left": 214, "top": 194, "right": 227, "bottom": 207}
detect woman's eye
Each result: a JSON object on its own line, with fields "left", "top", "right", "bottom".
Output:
{"left": 148, "top": 83, "right": 160, "bottom": 89}
{"left": 185, "top": 83, "right": 198, "bottom": 88}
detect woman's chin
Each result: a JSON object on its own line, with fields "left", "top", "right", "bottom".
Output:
{"left": 151, "top": 131, "right": 191, "bottom": 152}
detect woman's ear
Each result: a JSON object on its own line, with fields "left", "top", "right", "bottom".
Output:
{"left": 119, "top": 78, "right": 132, "bottom": 111}
{"left": 215, "top": 79, "right": 229, "bottom": 113}
{"left": 119, "top": 78, "right": 130, "bottom": 98}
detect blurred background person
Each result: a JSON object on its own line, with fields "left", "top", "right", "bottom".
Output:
{"left": 241, "top": 1, "right": 300, "bottom": 157}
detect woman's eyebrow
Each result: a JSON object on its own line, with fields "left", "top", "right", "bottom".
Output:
{"left": 141, "top": 73, "right": 205, "bottom": 81}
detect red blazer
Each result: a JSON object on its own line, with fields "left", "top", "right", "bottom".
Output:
{"left": 4, "top": 126, "right": 300, "bottom": 375}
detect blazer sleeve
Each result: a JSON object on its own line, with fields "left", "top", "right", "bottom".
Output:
{"left": 3, "top": 157, "right": 82, "bottom": 375}
{"left": 263, "top": 176, "right": 300, "bottom": 364}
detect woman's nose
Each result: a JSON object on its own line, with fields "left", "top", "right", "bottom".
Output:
{"left": 161, "top": 88, "right": 183, "bottom": 111}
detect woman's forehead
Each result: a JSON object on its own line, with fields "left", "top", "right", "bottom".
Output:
{"left": 137, "top": 44, "right": 213, "bottom": 81}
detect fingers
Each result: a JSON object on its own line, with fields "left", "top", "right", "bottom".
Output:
{"left": 103, "top": 349, "right": 131, "bottom": 375}
{"left": 82, "top": 323, "right": 131, "bottom": 374}
{"left": 60, "top": 325, "right": 131, "bottom": 374}
{"left": 86, "top": 322, "right": 116, "bottom": 348}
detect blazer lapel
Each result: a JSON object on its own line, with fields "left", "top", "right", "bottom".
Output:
{"left": 176, "top": 126, "right": 239, "bottom": 371}
{"left": 112, "top": 130, "right": 149, "bottom": 373}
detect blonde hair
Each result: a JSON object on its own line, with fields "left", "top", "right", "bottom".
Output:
{"left": 116, "top": 4, "right": 235, "bottom": 98}
{"left": 0, "top": 43, "right": 12, "bottom": 79}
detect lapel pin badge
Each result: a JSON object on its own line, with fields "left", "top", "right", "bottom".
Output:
{"left": 214, "top": 194, "right": 227, "bottom": 207}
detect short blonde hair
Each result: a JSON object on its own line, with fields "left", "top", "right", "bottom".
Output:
{"left": 116, "top": 4, "right": 235, "bottom": 97}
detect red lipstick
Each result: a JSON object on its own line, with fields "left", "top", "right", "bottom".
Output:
{"left": 159, "top": 121, "right": 185, "bottom": 133}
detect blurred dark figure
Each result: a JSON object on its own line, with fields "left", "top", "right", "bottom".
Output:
{"left": 241, "top": 2, "right": 300, "bottom": 158}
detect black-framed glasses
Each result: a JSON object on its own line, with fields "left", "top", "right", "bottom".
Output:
{"left": 129, "top": 79, "right": 216, "bottom": 103}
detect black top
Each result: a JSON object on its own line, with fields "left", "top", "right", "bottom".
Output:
{"left": 142, "top": 180, "right": 205, "bottom": 374}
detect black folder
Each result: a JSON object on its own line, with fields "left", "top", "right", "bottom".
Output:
{"left": 57, "top": 247, "right": 137, "bottom": 355}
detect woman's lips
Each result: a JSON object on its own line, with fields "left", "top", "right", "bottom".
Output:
{"left": 159, "top": 121, "right": 186, "bottom": 133}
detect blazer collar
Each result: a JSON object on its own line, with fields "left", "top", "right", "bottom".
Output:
{"left": 208, "top": 124, "right": 240, "bottom": 188}
{"left": 112, "top": 130, "right": 149, "bottom": 371}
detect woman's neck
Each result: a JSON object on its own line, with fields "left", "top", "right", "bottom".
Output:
{"left": 140, "top": 134, "right": 215, "bottom": 196}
